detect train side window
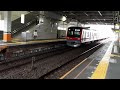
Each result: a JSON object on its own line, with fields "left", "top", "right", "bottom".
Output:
{"left": 84, "top": 31, "right": 86, "bottom": 38}
{"left": 87, "top": 32, "right": 89, "bottom": 37}
{"left": 90, "top": 32, "right": 91, "bottom": 38}
{"left": 90, "top": 32, "right": 91, "bottom": 39}
{"left": 93, "top": 33, "right": 94, "bottom": 38}
{"left": 82, "top": 31, "right": 84, "bottom": 38}
{"left": 83, "top": 31, "right": 85, "bottom": 38}
{"left": 91, "top": 32, "right": 92, "bottom": 39}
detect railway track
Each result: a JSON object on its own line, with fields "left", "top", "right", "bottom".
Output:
{"left": 0, "top": 40, "right": 108, "bottom": 79}
{"left": 0, "top": 45, "right": 73, "bottom": 73}
{"left": 39, "top": 43, "right": 104, "bottom": 79}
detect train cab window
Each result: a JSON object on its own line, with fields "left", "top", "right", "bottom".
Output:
{"left": 67, "top": 28, "right": 81, "bottom": 37}
{"left": 74, "top": 31, "right": 80, "bottom": 37}
{"left": 67, "top": 30, "right": 74, "bottom": 36}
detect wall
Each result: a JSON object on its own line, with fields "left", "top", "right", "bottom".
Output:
{"left": 0, "top": 11, "right": 29, "bottom": 21}
{"left": 11, "top": 11, "right": 29, "bottom": 21}
{"left": 0, "top": 11, "right": 29, "bottom": 30}
{"left": 35, "top": 16, "right": 58, "bottom": 39}
{"left": 58, "top": 30, "right": 66, "bottom": 38}
{"left": 13, "top": 11, "right": 66, "bottom": 40}
{"left": 34, "top": 11, "right": 62, "bottom": 39}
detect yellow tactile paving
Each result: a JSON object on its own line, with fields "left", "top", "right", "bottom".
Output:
{"left": 91, "top": 41, "right": 114, "bottom": 79}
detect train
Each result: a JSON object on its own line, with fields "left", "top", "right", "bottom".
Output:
{"left": 66, "top": 26, "right": 107, "bottom": 47}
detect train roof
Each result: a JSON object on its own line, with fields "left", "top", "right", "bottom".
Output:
{"left": 68, "top": 27, "right": 96, "bottom": 31}
{"left": 68, "top": 26, "right": 90, "bottom": 29}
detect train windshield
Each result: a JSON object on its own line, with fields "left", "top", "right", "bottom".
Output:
{"left": 67, "top": 28, "right": 81, "bottom": 37}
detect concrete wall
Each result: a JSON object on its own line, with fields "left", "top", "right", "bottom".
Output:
{"left": 0, "top": 11, "right": 29, "bottom": 21}
{"left": 34, "top": 11, "right": 62, "bottom": 39}
{"left": 58, "top": 30, "right": 66, "bottom": 38}
{"left": 11, "top": 11, "right": 29, "bottom": 21}
{"left": 14, "top": 11, "right": 63, "bottom": 40}
{"left": 34, "top": 16, "right": 58, "bottom": 39}
{"left": 0, "top": 11, "right": 4, "bottom": 20}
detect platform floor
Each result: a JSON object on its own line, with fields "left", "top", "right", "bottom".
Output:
{"left": 60, "top": 39, "right": 120, "bottom": 79}
{"left": 106, "top": 40, "right": 120, "bottom": 79}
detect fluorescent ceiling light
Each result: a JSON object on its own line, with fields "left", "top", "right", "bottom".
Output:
{"left": 98, "top": 11, "right": 102, "bottom": 16}
{"left": 84, "top": 12, "right": 88, "bottom": 16}
{"left": 62, "top": 16, "right": 66, "bottom": 21}
{"left": 21, "top": 14, "right": 25, "bottom": 24}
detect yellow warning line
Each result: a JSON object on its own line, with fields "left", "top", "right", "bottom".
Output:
{"left": 74, "top": 59, "right": 94, "bottom": 79}
{"left": 59, "top": 58, "right": 88, "bottom": 79}
{"left": 91, "top": 41, "right": 114, "bottom": 79}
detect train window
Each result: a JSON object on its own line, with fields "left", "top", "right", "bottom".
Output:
{"left": 90, "top": 32, "right": 91, "bottom": 38}
{"left": 84, "top": 31, "right": 86, "bottom": 38}
{"left": 67, "top": 31, "right": 74, "bottom": 36}
{"left": 74, "top": 31, "right": 80, "bottom": 37}
{"left": 87, "top": 32, "right": 89, "bottom": 37}
{"left": 67, "top": 27, "right": 81, "bottom": 37}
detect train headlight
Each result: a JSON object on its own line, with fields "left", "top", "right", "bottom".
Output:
{"left": 67, "top": 37, "right": 69, "bottom": 39}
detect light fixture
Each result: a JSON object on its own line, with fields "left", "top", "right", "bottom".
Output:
{"left": 98, "top": 11, "right": 102, "bottom": 16}
{"left": 21, "top": 14, "right": 25, "bottom": 24}
{"left": 39, "top": 18, "right": 44, "bottom": 23}
{"left": 55, "top": 23, "right": 58, "bottom": 25}
{"left": 62, "top": 16, "right": 66, "bottom": 21}
{"left": 57, "top": 27, "right": 66, "bottom": 30}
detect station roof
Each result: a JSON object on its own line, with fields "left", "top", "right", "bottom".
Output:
{"left": 54, "top": 11, "right": 118, "bottom": 25}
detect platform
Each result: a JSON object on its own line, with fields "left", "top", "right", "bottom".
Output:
{"left": 60, "top": 39, "right": 120, "bottom": 79}
{"left": 0, "top": 38, "right": 66, "bottom": 46}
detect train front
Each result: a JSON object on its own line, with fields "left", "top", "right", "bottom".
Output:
{"left": 66, "top": 27, "right": 81, "bottom": 47}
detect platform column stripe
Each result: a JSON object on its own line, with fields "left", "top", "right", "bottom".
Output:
{"left": 3, "top": 33, "right": 12, "bottom": 42}
{"left": 91, "top": 41, "right": 114, "bottom": 79}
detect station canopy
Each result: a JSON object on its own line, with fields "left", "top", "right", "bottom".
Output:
{"left": 54, "top": 11, "right": 118, "bottom": 25}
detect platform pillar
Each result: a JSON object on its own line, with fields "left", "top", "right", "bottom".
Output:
{"left": 3, "top": 11, "right": 12, "bottom": 42}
